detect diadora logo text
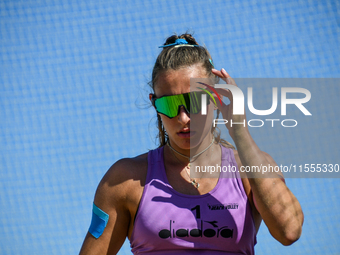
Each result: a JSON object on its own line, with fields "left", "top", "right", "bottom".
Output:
{"left": 158, "top": 220, "right": 234, "bottom": 239}
{"left": 158, "top": 205, "right": 234, "bottom": 239}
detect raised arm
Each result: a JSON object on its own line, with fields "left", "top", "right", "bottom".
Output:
{"left": 234, "top": 133, "right": 304, "bottom": 245}
{"left": 211, "top": 68, "right": 304, "bottom": 245}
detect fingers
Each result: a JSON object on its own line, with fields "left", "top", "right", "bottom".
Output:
{"left": 220, "top": 68, "right": 229, "bottom": 77}
{"left": 211, "top": 68, "right": 222, "bottom": 77}
{"left": 212, "top": 68, "right": 236, "bottom": 86}
{"left": 211, "top": 68, "right": 237, "bottom": 101}
{"left": 212, "top": 68, "right": 229, "bottom": 79}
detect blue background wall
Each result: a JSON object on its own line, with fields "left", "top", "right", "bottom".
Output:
{"left": 0, "top": 0, "right": 339, "bottom": 254}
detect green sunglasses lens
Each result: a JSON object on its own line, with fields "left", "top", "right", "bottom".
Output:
{"left": 154, "top": 91, "right": 208, "bottom": 118}
{"left": 154, "top": 94, "right": 184, "bottom": 117}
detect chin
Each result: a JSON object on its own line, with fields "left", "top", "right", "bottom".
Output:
{"left": 188, "top": 137, "right": 207, "bottom": 150}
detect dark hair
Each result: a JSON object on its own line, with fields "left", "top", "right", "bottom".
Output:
{"left": 151, "top": 33, "right": 234, "bottom": 149}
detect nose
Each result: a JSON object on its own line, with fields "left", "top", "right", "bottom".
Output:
{"left": 178, "top": 106, "right": 190, "bottom": 124}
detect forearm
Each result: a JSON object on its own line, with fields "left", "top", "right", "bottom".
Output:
{"left": 233, "top": 129, "right": 304, "bottom": 245}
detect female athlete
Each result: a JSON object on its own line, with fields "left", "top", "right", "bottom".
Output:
{"left": 80, "top": 33, "right": 304, "bottom": 255}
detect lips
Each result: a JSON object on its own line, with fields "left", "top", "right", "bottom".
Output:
{"left": 179, "top": 128, "right": 190, "bottom": 133}
{"left": 177, "top": 128, "right": 195, "bottom": 138}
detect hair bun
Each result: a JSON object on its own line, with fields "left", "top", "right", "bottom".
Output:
{"left": 163, "top": 33, "right": 199, "bottom": 47}
{"left": 179, "top": 34, "right": 198, "bottom": 46}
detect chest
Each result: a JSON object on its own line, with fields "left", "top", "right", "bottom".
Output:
{"left": 130, "top": 177, "right": 256, "bottom": 254}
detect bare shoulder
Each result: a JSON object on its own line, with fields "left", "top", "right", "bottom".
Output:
{"left": 101, "top": 153, "right": 148, "bottom": 186}
{"left": 232, "top": 149, "right": 281, "bottom": 183}
{"left": 232, "top": 149, "right": 280, "bottom": 178}
{"left": 97, "top": 153, "right": 148, "bottom": 195}
{"left": 94, "top": 152, "right": 149, "bottom": 211}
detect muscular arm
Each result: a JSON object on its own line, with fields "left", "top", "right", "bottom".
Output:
{"left": 234, "top": 130, "right": 304, "bottom": 246}
{"left": 79, "top": 156, "right": 146, "bottom": 255}
{"left": 211, "top": 68, "right": 304, "bottom": 245}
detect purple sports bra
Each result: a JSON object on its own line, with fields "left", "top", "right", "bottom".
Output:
{"left": 130, "top": 145, "right": 256, "bottom": 254}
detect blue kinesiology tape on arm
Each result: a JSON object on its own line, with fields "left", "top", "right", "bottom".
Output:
{"left": 88, "top": 203, "right": 109, "bottom": 238}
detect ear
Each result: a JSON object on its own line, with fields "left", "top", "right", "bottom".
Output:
{"left": 149, "top": 93, "right": 157, "bottom": 111}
